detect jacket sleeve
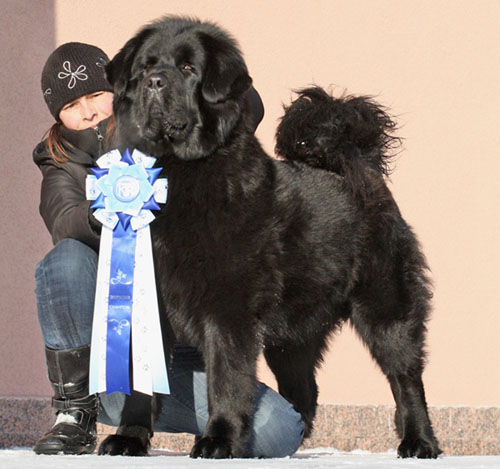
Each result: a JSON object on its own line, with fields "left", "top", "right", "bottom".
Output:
{"left": 38, "top": 163, "right": 101, "bottom": 252}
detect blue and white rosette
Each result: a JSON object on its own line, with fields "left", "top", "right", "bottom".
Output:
{"left": 86, "top": 148, "right": 169, "bottom": 396}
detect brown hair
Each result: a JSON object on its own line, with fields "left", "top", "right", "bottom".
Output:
{"left": 43, "top": 117, "right": 116, "bottom": 164}
{"left": 44, "top": 122, "right": 72, "bottom": 164}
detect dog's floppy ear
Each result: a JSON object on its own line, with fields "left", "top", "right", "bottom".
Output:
{"left": 106, "top": 27, "right": 155, "bottom": 98}
{"left": 198, "top": 31, "right": 252, "bottom": 103}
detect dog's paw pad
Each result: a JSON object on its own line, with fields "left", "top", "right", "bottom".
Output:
{"left": 190, "top": 436, "right": 232, "bottom": 459}
{"left": 98, "top": 434, "right": 148, "bottom": 456}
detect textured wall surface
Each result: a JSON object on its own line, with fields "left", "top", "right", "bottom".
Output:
{"left": 2, "top": 397, "right": 500, "bottom": 455}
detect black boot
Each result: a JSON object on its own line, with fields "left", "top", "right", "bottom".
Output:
{"left": 33, "top": 345, "right": 98, "bottom": 455}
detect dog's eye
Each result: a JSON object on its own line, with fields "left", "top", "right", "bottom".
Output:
{"left": 142, "top": 58, "right": 158, "bottom": 73}
{"left": 297, "top": 140, "right": 308, "bottom": 148}
{"left": 180, "top": 64, "right": 195, "bottom": 73}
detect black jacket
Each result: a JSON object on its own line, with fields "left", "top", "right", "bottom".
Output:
{"left": 33, "top": 88, "right": 264, "bottom": 253}
{"left": 33, "top": 119, "right": 109, "bottom": 252}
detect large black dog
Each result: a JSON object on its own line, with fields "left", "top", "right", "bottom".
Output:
{"left": 98, "top": 16, "right": 440, "bottom": 459}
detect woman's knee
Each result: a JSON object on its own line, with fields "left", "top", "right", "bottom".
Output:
{"left": 35, "top": 239, "right": 97, "bottom": 349}
{"left": 248, "top": 385, "right": 305, "bottom": 458}
{"left": 37, "top": 238, "right": 96, "bottom": 274}
{"left": 36, "top": 239, "right": 97, "bottom": 289}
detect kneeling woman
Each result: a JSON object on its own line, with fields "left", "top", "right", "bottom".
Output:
{"left": 33, "top": 42, "right": 304, "bottom": 457}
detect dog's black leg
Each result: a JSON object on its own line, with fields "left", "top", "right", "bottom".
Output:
{"left": 98, "top": 392, "right": 154, "bottom": 456}
{"left": 350, "top": 301, "right": 441, "bottom": 458}
{"left": 263, "top": 344, "right": 320, "bottom": 438}
{"left": 190, "top": 324, "right": 259, "bottom": 459}
{"left": 386, "top": 372, "right": 440, "bottom": 458}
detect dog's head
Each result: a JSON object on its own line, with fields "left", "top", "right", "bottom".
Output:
{"left": 276, "top": 86, "right": 398, "bottom": 177}
{"left": 106, "top": 16, "right": 252, "bottom": 160}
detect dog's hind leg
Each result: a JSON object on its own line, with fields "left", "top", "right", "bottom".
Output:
{"left": 264, "top": 337, "right": 330, "bottom": 439}
{"left": 350, "top": 299, "right": 441, "bottom": 458}
{"left": 385, "top": 371, "right": 440, "bottom": 458}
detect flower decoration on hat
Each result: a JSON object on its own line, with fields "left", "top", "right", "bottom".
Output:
{"left": 58, "top": 61, "right": 89, "bottom": 89}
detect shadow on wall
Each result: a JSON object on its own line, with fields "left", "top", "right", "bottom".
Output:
{"left": 0, "top": 0, "right": 56, "bottom": 396}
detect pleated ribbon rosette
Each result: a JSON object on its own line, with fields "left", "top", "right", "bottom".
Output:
{"left": 86, "top": 148, "right": 169, "bottom": 396}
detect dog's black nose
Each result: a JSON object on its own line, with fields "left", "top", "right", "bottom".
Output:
{"left": 147, "top": 73, "right": 166, "bottom": 91}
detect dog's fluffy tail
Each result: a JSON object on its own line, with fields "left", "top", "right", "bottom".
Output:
{"left": 277, "top": 86, "right": 401, "bottom": 202}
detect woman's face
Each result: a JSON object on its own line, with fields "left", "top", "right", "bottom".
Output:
{"left": 58, "top": 91, "right": 113, "bottom": 131}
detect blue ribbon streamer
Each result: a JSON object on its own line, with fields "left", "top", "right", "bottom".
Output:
{"left": 105, "top": 220, "right": 137, "bottom": 394}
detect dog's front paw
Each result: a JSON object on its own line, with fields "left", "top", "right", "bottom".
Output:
{"left": 190, "top": 436, "right": 232, "bottom": 459}
{"left": 398, "top": 437, "right": 441, "bottom": 459}
{"left": 98, "top": 434, "right": 148, "bottom": 456}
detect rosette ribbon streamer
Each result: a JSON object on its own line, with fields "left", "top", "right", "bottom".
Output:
{"left": 86, "top": 148, "right": 169, "bottom": 396}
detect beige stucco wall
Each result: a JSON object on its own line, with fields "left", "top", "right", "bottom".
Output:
{"left": 1, "top": 0, "right": 499, "bottom": 407}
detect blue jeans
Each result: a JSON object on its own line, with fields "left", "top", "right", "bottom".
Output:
{"left": 35, "top": 239, "right": 304, "bottom": 457}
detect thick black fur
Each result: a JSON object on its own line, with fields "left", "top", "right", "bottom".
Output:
{"left": 99, "top": 16, "right": 440, "bottom": 459}
{"left": 276, "top": 86, "right": 400, "bottom": 203}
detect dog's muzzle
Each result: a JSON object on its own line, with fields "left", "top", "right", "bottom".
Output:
{"left": 142, "top": 72, "right": 191, "bottom": 141}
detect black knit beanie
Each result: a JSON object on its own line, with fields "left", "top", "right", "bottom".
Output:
{"left": 41, "top": 42, "right": 113, "bottom": 120}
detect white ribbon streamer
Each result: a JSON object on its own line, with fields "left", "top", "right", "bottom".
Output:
{"left": 132, "top": 226, "right": 170, "bottom": 395}
{"left": 89, "top": 226, "right": 113, "bottom": 394}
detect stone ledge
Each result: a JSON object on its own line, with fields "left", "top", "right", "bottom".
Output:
{"left": 1, "top": 397, "right": 499, "bottom": 455}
